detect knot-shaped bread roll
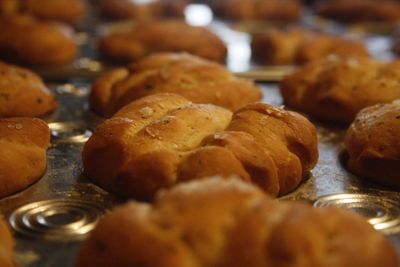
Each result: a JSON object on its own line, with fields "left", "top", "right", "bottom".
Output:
{"left": 90, "top": 52, "right": 262, "bottom": 117}
{"left": 0, "top": 61, "right": 57, "bottom": 117}
{"left": 75, "top": 177, "right": 398, "bottom": 267}
{"left": 0, "top": 117, "right": 50, "bottom": 197}
{"left": 99, "top": 20, "right": 227, "bottom": 63}
{"left": 83, "top": 93, "right": 318, "bottom": 200}
{"left": 280, "top": 56, "right": 400, "bottom": 124}
{"left": 251, "top": 28, "right": 368, "bottom": 65}
{"left": 345, "top": 100, "right": 400, "bottom": 189}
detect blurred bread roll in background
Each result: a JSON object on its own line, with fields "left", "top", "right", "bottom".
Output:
{"left": 0, "top": 14, "right": 78, "bottom": 66}
{"left": 100, "top": 0, "right": 187, "bottom": 21}
{"left": 280, "top": 56, "right": 400, "bottom": 124}
{"left": 99, "top": 20, "right": 227, "bottom": 63}
{"left": 90, "top": 52, "right": 260, "bottom": 117}
{"left": 0, "top": 61, "right": 57, "bottom": 117}
{"left": 251, "top": 28, "right": 368, "bottom": 65}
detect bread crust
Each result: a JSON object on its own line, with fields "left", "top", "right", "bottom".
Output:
{"left": 90, "top": 52, "right": 261, "bottom": 117}
{"left": 0, "top": 218, "right": 15, "bottom": 267}
{"left": 345, "top": 100, "right": 400, "bottom": 189}
{"left": 23, "top": 0, "right": 88, "bottom": 23}
{"left": 100, "top": 0, "right": 186, "bottom": 20}
{"left": 0, "top": 117, "right": 50, "bottom": 197}
{"left": 0, "top": 61, "right": 57, "bottom": 117}
{"left": 251, "top": 28, "right": 368, "bottom": 65}
{"left": 316, "top": 0, "right": 400, "bottom": 23}
{"left": 99, "top": 20, "right": 227, "bottom": 63}
{"left": 210, "top": 0, "right": 302, "bottom": 21}
{"left": 0, "top": 14, "right": 77, "bottom": 66}
{"left": 75, "top": 177, "right": 399, "bottom": 267}
{"left": 83, "top": 93, "right": 318, "bottom": 200}
{"left": 280, "top": 56, "right": 400, "bottom": 124}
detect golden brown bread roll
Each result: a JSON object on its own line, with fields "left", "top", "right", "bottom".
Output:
{"left": 209, "top": 0, "right": 302, "bottom": 21}
{"left": 0, "top": 117, "right": 50, "bottom": 197}
{"left": 0, "top": 218, "right": 15, "bottom": 267}
{"left": 99, "top": 20, "right": 227, "bottom": 63}
{"left": 0, "top": 14, "right": 78, "bottom": 66}
{"left": 23, "top": 0, "right": 88, "bottom": 24}
{"left": 83, "top": 93, "right": 318, "bottom": 200}
{"left": 90, "top": 52, "right": 261, "bottom": 117}
{"left": 100, "top": 0, "right": 187, "bottom": 21}
{"left": 280, "top": 56, "right": 400, "bottom": 124}
{"left": 0, "top": 0, "right": 19, "bottom": 15}
{"left": 251, "top": 28, "right": 368, "bottom": 65}
{"left": 0, "top": 61, "right": 57, "bottom": 117}
{"left": 345, "top": 100, "right": 400, "bottom": 189}
{"left": 75, "top": 177, "right": 399, "bottom": 267}
{"left": 315, "top": 0, "right": 400, "bottom": 23}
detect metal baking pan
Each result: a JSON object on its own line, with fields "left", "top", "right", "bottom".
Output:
{"left": 1, "top": 4, "right": 399, "bottom": 266}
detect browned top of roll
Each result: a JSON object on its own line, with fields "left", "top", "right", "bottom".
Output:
{"left": 83, "top": 92, "right": 318, "bottom": 200}
{"left": 251, "top": 28, "right": 368, "bottom": 65}
{"left": 315, "top": 0, "right": 400, "bottom": 23}
{"left": 280, "top": 56, "right": 400, "bottom": 124}
{"left": 0, "top": 117, "right": 50, "bottom": 197}
{"left": 345, "top": 100, "right": 400, "bottom": 189}
{"left": 209, "top": 0, "right": 302, "bottom": 21}
{"left": 75, "top": 177, "right": 398, "bottom": 267}
{"left": 90, "top": 52, "right": 261, "bottom": 117}
{"left": 100, "top": 0, "right": 187, "bottom": 20}
{"left": 99, "top": 20, "right": 227, "bottom": 63}
{"left": 23, "top": 0, "right": 88, "bottom": 23}
{"left": 0, "top": 61, "right": 57, "bottom": 117}
{"left": 0, "top": 14, "right": 78, "bottom": 66}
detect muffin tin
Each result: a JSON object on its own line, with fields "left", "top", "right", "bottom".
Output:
{"left": 1, "top": 3, "right": 400, "bottom": 266}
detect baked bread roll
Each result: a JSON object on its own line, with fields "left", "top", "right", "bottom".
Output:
{"left": 99, "top": 20, "right": 227, "bottom": 63}
{"left": 0, "top": 218, "right": 14, "bottom": 267}
{"left": 315, "top": 0, "right": 400, "bottom": 23}
{"left": 209, "top": 0, "right": 302, "bottom": 21}
{"left": 345, "top": 100, "right": 400, "bottom": 189}
{"left": 23, "top": 0, "right": 88, "bottom": 24}
{"left": 0, "top": 61, "right": 57, "bottom": 117}
{"left": 251, "top": 28, "right": 368, "bottom": 65}
{"left": 75, "top": 177, "right": 398, "bottom": 267}
{"left": 83, "top": 93, "right": 318, "bottom": 200}
{"left": 90, "top": 52, "right": 261, "bottom": 117}
{"left": 0, "top": 14, "right": 78, "bottom": 66}
{"left": 280, "top": 56, "right": 400, "bottom": 124}
{"left": 0, "top": 117, "right": 50, "bottom": 197}
{"left": 100, "top": 0, "right": 187, "bottom": 21}
{"left": 0, "top": 0, "right": 19, "bottom": 15}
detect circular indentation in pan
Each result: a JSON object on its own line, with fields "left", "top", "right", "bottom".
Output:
{"left": 49, "top": 122, "right": 92, "bottom": 144}
{"left": 314, "top": 194, "right": 400, "bottom": 234}
{"left": 9, "top": 199, "right": 104, "bottom": 241}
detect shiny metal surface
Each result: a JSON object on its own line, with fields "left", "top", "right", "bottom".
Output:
{"left": 49, "top": 122, "right": 92, "bottom": 144}
{"left": 9, "top": 199, "right": 103, "bottom": 241}
{"left": 314, "top": 194, "right": 400, "bottom": 234}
